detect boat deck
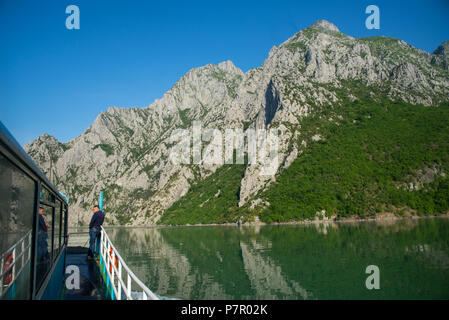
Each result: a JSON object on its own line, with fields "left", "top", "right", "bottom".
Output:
{"left": 61, "top": 233, "right": 108, "bottom": 300}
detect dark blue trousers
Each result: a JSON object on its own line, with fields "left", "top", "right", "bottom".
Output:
{"left": 89, "top": 227, "right": 100, "bottom": 257}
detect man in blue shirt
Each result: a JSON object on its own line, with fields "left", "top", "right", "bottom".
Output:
{"left": 87, "top": 205, "right": 104, "bottom": 259}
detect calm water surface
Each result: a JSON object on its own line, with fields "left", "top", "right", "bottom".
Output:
{"left": 105, "top": 217, "right": 449, "bottom": 299}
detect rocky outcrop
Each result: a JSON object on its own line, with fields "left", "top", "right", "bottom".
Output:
{"left": 432, "top": 40, "right": 449, "bottom": 71}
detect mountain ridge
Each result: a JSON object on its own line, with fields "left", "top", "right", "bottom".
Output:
{"left": 24, "top": 19, "right": 449, "bottom": 226}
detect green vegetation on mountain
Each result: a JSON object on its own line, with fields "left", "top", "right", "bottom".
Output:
{"left": 160, "top": 163, "right": 246, "bottom": 225}
{"left": 93, "top": 143, "right": 114, "bottom": 157}
{"left": 159, "top": 99, "right": 449, "bottom": 225}
{"left": 178, "top": 108, "right": 191, "bottom": 128}
{"left": 258, "top": 99, "right": 449, "bottom": 222}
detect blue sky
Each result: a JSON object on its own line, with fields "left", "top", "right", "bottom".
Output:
{"left": 1, "top": 0, "right": 448, "bottom": 146}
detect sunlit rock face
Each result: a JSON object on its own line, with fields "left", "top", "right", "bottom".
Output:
{"left": 25, "top": 20, "right": 449, "bottom": 226}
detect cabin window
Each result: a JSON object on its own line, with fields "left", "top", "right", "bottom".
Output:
{"left": 36, "top": 204, "right": 53, "bottom": 290}
{"left": 62, "top": 204, "right": 68, "bottom": 246}
{"left": 53, "top": 200, "right": 62, "bottom": 259}
{"left": 40, "top": 187, "right": 54, "bottom": 204}
{"left": 0, "top": 153, "right": 35, "bottom": 300}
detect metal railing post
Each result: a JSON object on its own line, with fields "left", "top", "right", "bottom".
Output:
{"left": 12, "top": 247, "right": 16, "bottom": 283}
{"left": 107, "top": 241, "right": 110, "bottom": 272}
{"left": 28, "top": 233, "right": 32, "bottom": 264}
{"left": 21, "top": 240, "right": 25, "bottom": 269}
{"left": 100, "top": 230, "right": 104, "bottom": 266}
{"left": 0, "top": 256, "right": 4, "bottom": 297}
{"left": 127, "top": 273, "right": 131, "bottom": 299}
{"left": 111, "top": 250, "right": 115, "bottom": 291}
{"left": 118, "top": 261, "right": 122, "bottom": 300}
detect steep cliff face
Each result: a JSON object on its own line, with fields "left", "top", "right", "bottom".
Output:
{"left": 25, "top": 20, "right": 449, "bottom": 226}
{"left": 26, "top": 61, "right": 245, "bottom": 225}
{"left": 432, "top": 40, "right": 449, "bottom": 71}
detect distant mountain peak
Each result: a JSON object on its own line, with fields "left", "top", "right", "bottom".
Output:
{"left": 217, "top": 60, "right": 237, "bottom": 71}
{"left": 33, "top": 133, "right": 59, "bottom": 145}
{"left": 433, "top": 40, "right": 449, "bottom": 57}
{"left": 309, "top": 19, "right": 340, "bottom": 33}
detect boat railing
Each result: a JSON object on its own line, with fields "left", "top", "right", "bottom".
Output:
{"left": 0, "top": 230, "right": 32, "bottom": 298}
{"left": 99, "top": 226, "right": 159, "bottom": 300}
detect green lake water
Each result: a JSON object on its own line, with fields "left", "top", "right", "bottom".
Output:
{"left": 105, "top": 217, "right": 449, "bottom": 300}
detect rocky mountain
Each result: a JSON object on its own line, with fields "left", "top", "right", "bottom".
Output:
{"left": 25, "top": 20, "right": 449, "bottom": 226}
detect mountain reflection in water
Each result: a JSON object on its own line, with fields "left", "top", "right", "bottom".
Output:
{"left": 105, "top": 217, "right": 449, "bottom": 299}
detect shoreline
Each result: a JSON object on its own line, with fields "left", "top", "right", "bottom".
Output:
{"left": 71, "top": 212, "right": 449, "bottom": 229}
{"left": 161, "top": 212, "right": 449, "bottom": 228}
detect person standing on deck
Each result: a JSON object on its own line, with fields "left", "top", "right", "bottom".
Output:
{"left": 37, "top": 207, "right": 49, "bottom": 261}
{"left": 87, "top": 205, "right": 104, "bottom": 259}
{"left": 36, "top": 207, "right": 50, "bottom": 282}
